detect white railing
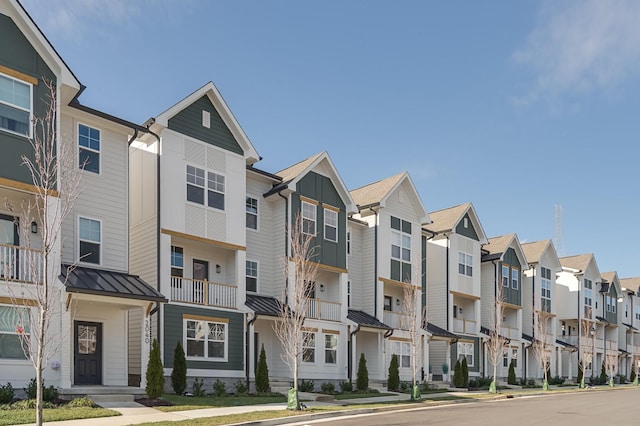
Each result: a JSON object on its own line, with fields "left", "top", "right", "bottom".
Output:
{"left": 453, "top": 318, "right": 476, "bottom": 334}
{"left": 170, "top": 276, "right": 237, "bottom": 309}
{"left": 307, "top": 299, "right": 341, "bottom": 322}
{"left": 0, "top": 244, "right": 43, "bottom": 284}
{"left": 502, "top": 326, "right": 520, "bottom": 340}
{"left": 383, "top": 311, "right": 411, "bottom": 330}
{"left": 605, "top": 340, "right": 616, "bottom": 351}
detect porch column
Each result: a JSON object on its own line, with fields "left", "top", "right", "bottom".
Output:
{"left": 140, "top": 311, "right": 151, "bottom": 388}
{"left": 379, "top": 333, "right": 385, "bottom": 380}
{"left": 59, "top": 306, "right": 73, "bottom": 389}
{"left": 567, "top": 351, "right": 573, "bottom": 380}
{"left": 351, "top": 333, "right": 357, "bottom": 381}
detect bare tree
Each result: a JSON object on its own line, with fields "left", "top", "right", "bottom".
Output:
{"left": 487, "top": 274, "right": 507, "bottom": 393}
{"left": 632, "top": 354, "right": 639, "bottom": 386}
{"left": 273, "top": 213, "right": 318, "bottom": 410}
{"left": 531, "top": 309, "right": 554, "bottom": 390}
{"left": 401, "top": 283, "right": 423, "bottom": 400}
{"left": 5, "top": 80, "right": 82, "bottom": 425}
{"left": 579, "top": 317, "right": 594, "bottom": 388}
{"left": 605, "top": 350, "right": 617, "bottom": 387}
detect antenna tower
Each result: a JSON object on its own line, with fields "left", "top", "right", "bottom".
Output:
{"left": 554, "top": 204, "right": 565, "bottom": 257}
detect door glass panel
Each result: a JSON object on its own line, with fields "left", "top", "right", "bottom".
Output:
{"left": 78, "top": 325, "right": 97, "bottom": 355}
{"left": 193, "top": 260, "right": 208, "bottom": 281}
{"left": 0, "top": 218, "right": 15, "bottom": 245}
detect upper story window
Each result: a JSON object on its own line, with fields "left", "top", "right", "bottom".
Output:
{"left": 171, "top": 246, "right": 184, "bottom": 277}
{"left": 186, "top": 165, "right": 225, "bottom": 210}
{"left": 301, "top": 201, "right": 316, "bottom": 235}
{"left": 511, "top": 268, "right": 519, "bottom": 290}
{"left": 606, "top": 295, "right": 616, "bottom": 313}
{"left": 246, "top": 197, "right": 258, "bottom": 230}
{"left": 79, "top": 217, "right": 101, "bottom": 265}
{"left": 324, "top": 208, "right": 338, "bottom": 242}
{"left": 541, "top": 267, "right": 551, "bottom": 312}
{"left": 584, "top": 278, "right": 593, "bottom": 318}
{"left": 635, "top": 306, "right": 640, "bottom": 321}
{"left": 0, "top": 73, "right": 32, "bottom": 137}
{"left": 502, "top": 265, "right": 509, "bottom": 287}
{"left": 78, "top": 124, "right": 100, "bottom": 174}
{"left": 246, "top": 260, "right": 258, "bottom": 293}
{"left": 458, "top": 252, "right": 473, "bottom": 276}
{"left": 390, "top": 216, "right": 411, "bottom": 282}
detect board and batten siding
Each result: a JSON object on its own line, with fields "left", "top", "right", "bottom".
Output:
{"left": 60, "top": 113, "right": 129, "bottom": 271}
{"left": 480, "top": 261, "right": 497, "bottom": 329}
{"left": 163, "top": 304, "right": 244, "bottom": 371}
{"left": 426, "top": 238, "right": 447, "bottom": 326}
{"left": 346, "top": 222, "right": 365, "bottom": 311}
{"left": 357, "top": 217, "right": 376, "bottom": 316}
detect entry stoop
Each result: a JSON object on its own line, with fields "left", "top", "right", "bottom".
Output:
{"left": 59, "top": 386, "right": 146, "bottom": 406}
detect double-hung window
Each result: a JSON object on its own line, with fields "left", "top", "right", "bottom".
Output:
{"left": 301, "top": 201, "right": 316, "bottom": 235}
{"left": 392, "top": 341, "right": 411, "bottom": 368}
{"left": 186, "top": 165, "right": 225, "bottom": 210}
{"left": 185, "top": 318, "right": 227, "bottom": 360}
{"left": 511, "top": 268, "right": 519, "bottom": 290}
{"left": 540, "top": 267, "right": 551, "bottom": 312}
{"left": 457, "top": 341, "right": 474, "bottom": 366}
{"left": 458, "top": 252, "right": 473, "bottom": 276}
{"left": 502, "top": 265, "right": 509, "bottom": 287}
{"left": 635, "top": 306, "right": 640, "bottom": 321}
{"left": 0, "top": 73, "right": 31, "bottom": 137}
{"left": 78, "top": 124, "right": 100, "bottom": 173}
{"left": 503, "top": 348, "right": 518, "bottom": 368}
{"left": 584, "top": 279, "right": 593, "bottom": 318}
{"left": 302, "top": 332, "right": 315, "bottom": 362}
{"left": 79, "top": 217, "right": 101, "bottom": 265}
{"left": 171, "top": 246, "right": 184, "bottom": 277}
{"left": 390, "top": 216, "right": 411, "bottom": 282}
{"left": 246, "top": 260, "right": 258, "bottom": 293}
{"left": 0, "top": 305, "right": 29, "bottom": 359}
{"left": 324, "top": 208, "right": 338, "bottom": 242}
{"left": 324, "top": 334, "right": 337, "bottom": 364}
{"left": 246, "top": 197, "right": 258, "bottom": 230}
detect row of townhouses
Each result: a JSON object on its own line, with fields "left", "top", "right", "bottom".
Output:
{"left": 1, "top": 1, "right": 639, "bottom": 396}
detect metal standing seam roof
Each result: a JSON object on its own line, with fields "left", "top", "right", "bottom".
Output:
{"left": 425, "top": 322, "right": 459, "bottom": 340}
{"left": 555, "top": 339, "right": 576, "bottom": 349}
{"left": 347, "top": 309, "right": 391, "bottom": 330}
{"left": 245, "top": 294, "right": 284, "bottom": 317}
{"left": 60, "top": 265, "right": 166, "bottom": 302}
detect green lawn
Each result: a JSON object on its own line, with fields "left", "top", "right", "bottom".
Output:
{"left": 0, "top": 407, "right": 119, "bottom": 426}
{"left": 156, "top": 393, "right": 287, "bottom": 412}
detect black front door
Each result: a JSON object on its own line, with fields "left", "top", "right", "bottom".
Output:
{"left": 74, "top": 321, "right": 102, "bottom": 385}
{"left": 0, "top": 214, "right": 19, "bottom": 280}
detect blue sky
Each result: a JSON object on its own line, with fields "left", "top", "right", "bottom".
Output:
{"left": 21, "top": 0, "right": 640, "bottom": 279}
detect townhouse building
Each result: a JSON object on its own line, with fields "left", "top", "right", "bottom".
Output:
{"left": 619, "top": 277, "right": 640, "bottom": 378}
{"left": 0, "top": 0, "right": 165, "bottom": 395}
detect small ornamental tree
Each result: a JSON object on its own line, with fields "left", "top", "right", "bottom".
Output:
{"left": 146, "top": 339, "right": 165, "bottom": 399}
{"left": 171, "top": 341, "right": 187, "bottom": 395}
{"left": 461, "top": 357, "right": 469, "bottom": 388}
{"left": 631, "top": 366, "right": 637, "bottom": 384}
{"left": 356, "top": 353, "right": 369, "bottom": 391}
{"left": 255, "top": 344, "right": 270, "bottom": 393}
{"left": 577, "top": 361, "right": 583, "bottom": 386}
{"left": 599, "top": 361, "right": 607, "bottom": 384}
{"left": 453, "top": 359, "right": 463, "bottom": 388}
{"left": 387, "top": 354, "right": 400, "bottom": 391}
{"left": 508, "top": 359, "right": 517, "bottom": 385}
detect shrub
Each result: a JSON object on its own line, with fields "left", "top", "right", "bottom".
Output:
{"left": 212, "top": 379, "right": 226, "bottom": 397}
{"left": 192, "top": 378, "right": 206, "bottom": 397}
{"left": 0, "top": 382, "right": 14, "bottom": 404}
{"left": 549, "top": 376, "right": 565, "bottom": 385}
{"left": 468, "top": 376, "right": 492, "bottom": 389}
{"left": 577, "top": 361, "right": 583, "bottom": 385}
{"left": 339, "top": 381, "right": 353, "bottom": 393}
{"left": 508, "top": 359, "right": 517, "bottom": 385}
{"left": 453, "top": 359, "right": 463, "bottom": 388}
{"left": 299, "top": 379, "right": 315, "bottom": 392}
{"left": 387, "top": 354, "right": 400, "bottom": 391}
{"left": 631, "top": 368, "right": 637, "bottom": 383}
{"left": 11, "top": 399, "right": 55, "bottom": 410}
{"left": 146, "top": 339, "right": 165, "bottom": 399}
{"left": 66, "top": 397, "right": 97, "bottom": 408}
{"left": 320, "top": 382, "right": 335, "bottom": 395}
{"left": 356, "top": 353, "right": 369, "bottom": 391}
{"left": 234, "top": 380, "right": 247, "bottom": 396}
{"left": 171, "top": 342, "right": 187, "bottom": 395}
{"left": 24, "top": 378, "right": 37, "bottom": 400}
{"left": 461, "top": 357, "right": 469, "bottom": 388}
{"left": 599, "top": 362, "right": 607, "bottom": 384}
{"left": 24, "top": 378, "right": 58, "bottom": 402}
{"left": 255, "top": 344, "right": 270, "bottom": 393}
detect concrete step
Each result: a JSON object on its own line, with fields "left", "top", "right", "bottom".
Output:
{"left": 88, "top": 394, "right": 135, "bottom": 404}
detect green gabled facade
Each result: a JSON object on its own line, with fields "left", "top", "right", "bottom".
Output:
{"left": 501, "top": 247, "right": 522, "bottom": 306}
{"left": 0, "top": 13, "right": 55, "bottom": 185}
{"left": 291, "top": 171, "right": 347, "bottom": 270}
{"left": 456, "top": 213, "right": 480, "bottom": 241}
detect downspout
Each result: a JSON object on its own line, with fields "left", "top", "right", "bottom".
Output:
{"left": 278, "top": 191, "right": 289, "bottom": 304}
{"left": 348, "top": 324, "right": 361, "bottom": 382}
{"left": 246, "top": 313, "right": 258, "bottom": 390}
{"left": 369, "top": 207, "right": 379, "bottom": 318}
{"left": 445, "top": 234, "right": 450, "bottom": 329}
{"left": 529, "top": 263, "right": 535, "bottom": 379}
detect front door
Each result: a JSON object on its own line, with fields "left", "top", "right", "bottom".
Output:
{"left": 74, "top": 321, "right": 102, "bottom": 385}
{"left": 0, "top": 214, "right": 18, "bottom": 280}
{"left": 193, "top": 259, "right": 209, "bottom": 281}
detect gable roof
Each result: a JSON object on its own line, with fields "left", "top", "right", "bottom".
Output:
{"left": 266, "top": 151, "right": 357, "bottom": 214}
{"left": 424, "top": 202, "right": 488, "bottom": 243}
{"left": 150, "top": 81, "right": 260, "bottom": 164}
{"left": 621, "top": 277, "right": 640, "bottom": 293}
{"left": 521, "top": 239, "right": 561, "bottom": 268}
{"left": 482, "top": 233, "right": 528, "bottom": 266}
{"left": 349, "top": 172, "right": 430, "bottom": 224}
{"left": 559, "top": 253, "right": 597, "bottom": 274}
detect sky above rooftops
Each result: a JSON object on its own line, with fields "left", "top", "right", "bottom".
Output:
{"left": 20, "top": 0, "right": 640, "bottom": 278}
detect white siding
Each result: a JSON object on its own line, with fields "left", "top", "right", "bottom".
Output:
{"left": 426, "top": 237, "right": 447, "bottom": 326}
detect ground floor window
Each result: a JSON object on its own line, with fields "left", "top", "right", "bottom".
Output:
{"left": 324, "top": 334, "right": 337, "bottom": 364}
{"left": 503, "top": 348, "right": 518, "bottom": 368}
{"left": 303, "top": 332, "right": 315, "bottom": 363}
{"left": 457, "top": 341, "right": 474, "bottom": 367}
{"left": 0, "top": 305, "right": 29, "bottom": 359}
{"left": 184, "top": 318, "right": 227, "bottom": 360}
{"left": 391, "top": 341, "right": 411, "bottom": 368}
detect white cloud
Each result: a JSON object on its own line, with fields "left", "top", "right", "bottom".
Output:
{"left": 513, "top": 0, "right": 640, "bottom": 100}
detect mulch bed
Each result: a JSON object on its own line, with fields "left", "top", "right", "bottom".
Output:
{"left": 135, "top": 398, "right": 174, "bottom": 407}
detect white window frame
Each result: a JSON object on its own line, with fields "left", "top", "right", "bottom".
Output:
{"left": 502, "top": 265, "right": 509, "bottom": 287}
{"left": 457, "top": 341, "right": 474, "bottom": 367}
{"left": 301, "top": 201, "right": 316, "bottom": 236}
{"left": 171, "top": 245, "right": 184, "bottom": 277}
{"left": 207, "top": 171, "right": 225, "bottom": 210}
{"left": 392, "top": 341, "right": 411, "bottom": 368}
{"left": 246, "top": 196, "right": 258, "bottom": 231}
{"left": 77, "top": 122, "right": 101, "bottom": 174}
{"left": 0, "top": 72, "right": 32, "bottom": 138}
{"left": 541, "top": 267, "right": 551, "bottom": 312}
{"left": 78, "top": 216, "right": 102, "bottom": 266}
{"left": 323, "top": 208, "right": 338, "bottom": 242}
{"left": 324, "top": 333, "right": 337, "bottom": 364}
{"left": 347, "top": 280, "right": 351, "bottom": 308}
{"left": 246, "top": 259, "right": 258, "bottom": 293}
{"left": 458, "top": 252, "right": 473, "bottom": 277}
{"left": 302, "top": 331, "right": 316, "bottom": 363}
{"left": 584, "top": 279, "right": 593, "bottom": 317}
{"left": 511, "top": 268, "right": 519, "bottom": 290}
{"left": 185, "top": 165, "right": 226, "bottom": 211}
{"left": 0, "top": 304, "right": 30, "bottom": 359}
{"left": 183, "top": 318, "right": 228, "bottom": 361}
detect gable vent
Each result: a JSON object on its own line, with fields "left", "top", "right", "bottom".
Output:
{"left": 202, "top": 110, "right": 211, "bottom": 128}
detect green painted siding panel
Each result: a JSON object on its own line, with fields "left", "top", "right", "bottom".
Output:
{"left": 455, "top": 214, "right": 479, "bottom": 241}
{"left": 292, "top": 172, "right": 347, "bottom": 269}
{"left": 450, "top": 337, "right": 480, "bottom": 373}
{"left": 163, "top": 304, "right": 244, "bottom": 371}
{"left": 168, "top": 95, "right": 243, "bottom": 155}
{"left": 0, "top": 14, "right": 56, "bottom": 185}
{"left": 606, "top": 287, "right": 618, "bottom": 324}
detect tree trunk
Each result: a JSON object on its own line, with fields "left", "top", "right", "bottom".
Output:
{"left": 36, "top": 307, "right": 46, "bottom": 425}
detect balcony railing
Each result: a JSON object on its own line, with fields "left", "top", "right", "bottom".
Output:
{"left": 307, "top": 299, "right": 341, "bottom": 322}
{"left": 383, "top": 311, "right": 412, "bottom": 330}
{"left": 605, "top": 340, "right": 616, "bottom": 351}
{"left": 453, "top": 318, "right": 476, "bottom": 334}
{"left": 170, "top": 276, "right": 236, "bottom": 309}
{"left": 0, "top": 244, "right": 43, "bottom": 284}
{"left": 502, "top": 326, "right": 520, "bottom": 340}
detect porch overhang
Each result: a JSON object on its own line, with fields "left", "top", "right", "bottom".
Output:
{"left": 556, "top": 339, "right": 577, "bottom": 351}
{"left": 245, "top": 294, "right": 284, "bottom": 317}
{"left": 425, "top": 322, "right": 459, "bottom": 343}
{"left": 347, "top": 309, "right": 392, "bottom": 332}
{"left": 60, "top": 265, "right": 167, "bottom": 303}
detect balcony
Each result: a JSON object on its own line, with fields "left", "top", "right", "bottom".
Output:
{"left": 383, "top": 311, "right": 411, "bottom": 330}
{"left": 170, "top": 276, "right": 236, "bottom": 309}
{"left": 502, "top": 326, "right": 520, "bottom": 340}
{"left": 605, "top": 340, "right": 616, "bottom": 351}
{"left": 453, "top": 318, "right": 477, "bottom": 334}
{"left": 0, "top": 244, "right": 44, "bottom": 284}
{"left": 307, "top": 299, "right": 341, "bottom": 322}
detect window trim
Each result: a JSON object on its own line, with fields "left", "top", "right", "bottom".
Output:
{"left": 323, "top": 207, "right": 338, "bottom": 242}
{"left": 302, "top": 331, "right": 316, "bottom": 363}
{"left": 457, "top": 341, "right": 474, "bottom": 367}
{"left": 183, "top": 318, "right": 228, "bottom": 362}
{"left": 392, "top": 341, "right": 411, "bottom": 368}
{"left": 301, "top": 201, "right": 317, "bottom": 236}
{"left": 458, "top": 252, "right": 473, "bottom": 277}
{"left": 185, "top": 164, "right": 226, "bottom": 211}
{"left": 0, "top": 304, "right": 30, "bottom": 360}
{"left": 246, "top": 196, "right": 259, "bottom": 231}
{"left": 511, "top": 268, "right": 519, "bottom": 290}
{"left": 77, "top": 215, "right": 102, "bottom": 266}
{"left": 324, "top": 333, "right": 337, "bottom": 364}
{"left": 77, "top": 122, "right": 102, "bottom": 175}
{"left": 0, "top": 71, "right": 33, "bottom": 138}
{"left": 246, "top": 259, "right": 258, "bottom": 293}
{"left": 171, "top": 246, "right": 184, "bottom": 277}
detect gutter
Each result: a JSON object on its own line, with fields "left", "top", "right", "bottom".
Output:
{"left": 278, "top": 191, "right": 289, "bottom": 305}
{"left": 246, "top": 313, "right": 258, "bottom": 390}
{"left": 348, "top": 324, "right": 361, "bottom": 381}
{"left": 369, "top": 207, "right": 379, "bottom": 318}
